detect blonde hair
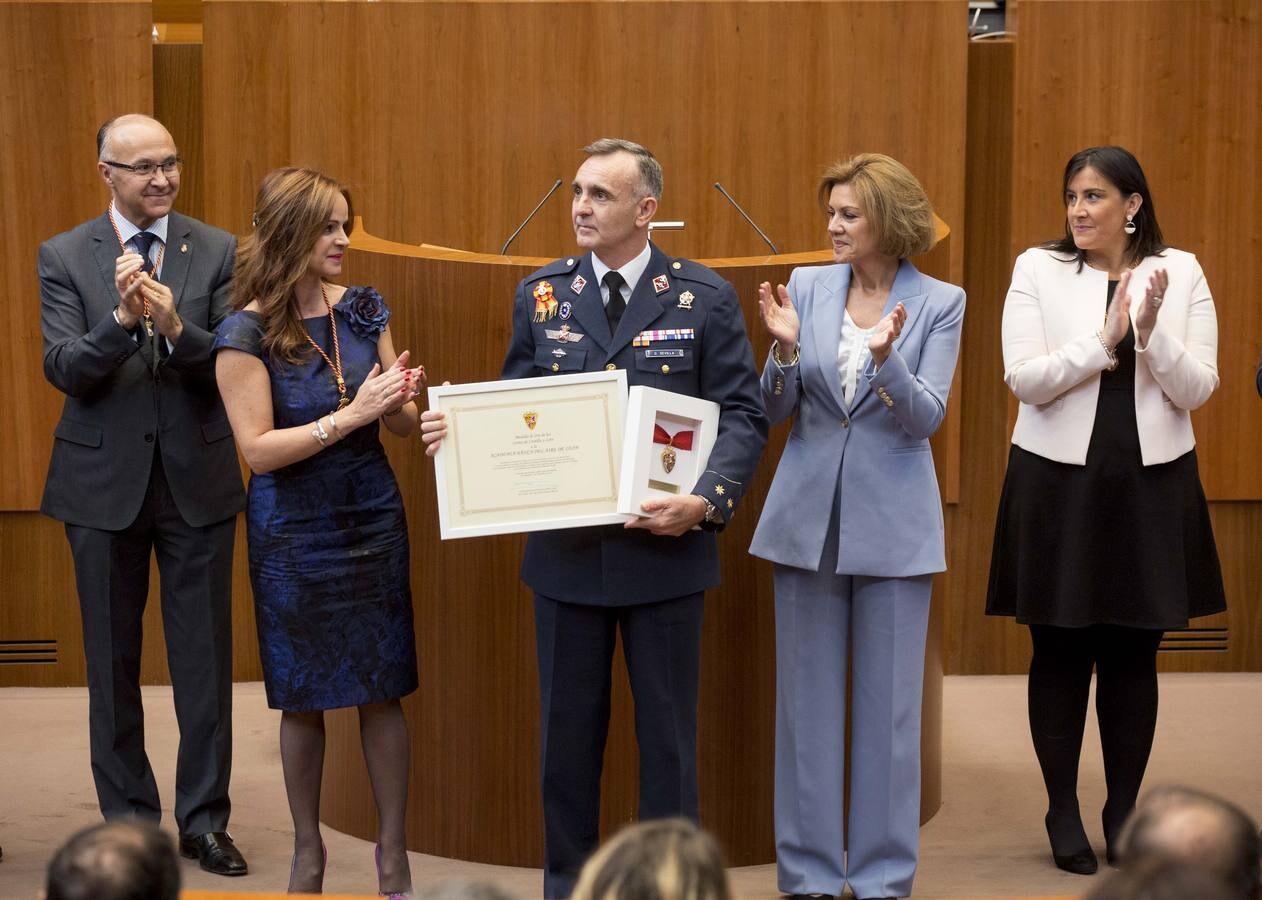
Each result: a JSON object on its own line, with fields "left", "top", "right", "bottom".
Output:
{"left": 571, "top": 819, "right": 731, "bottom": 900}
{"left": 818, "top": 153, "right": 935, "bottom": 258}
{"left": 231, "top": 167, "right": 354, "bottom": 363}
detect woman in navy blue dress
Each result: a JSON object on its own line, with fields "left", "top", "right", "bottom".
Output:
{"left": 214, "top": 168, "right": 422, "bottom": 897}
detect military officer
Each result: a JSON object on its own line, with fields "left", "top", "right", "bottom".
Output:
{"left": 422, "top": 138, "right": 766, "bottom": 898}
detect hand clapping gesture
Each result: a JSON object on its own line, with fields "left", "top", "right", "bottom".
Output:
{"left": 758, "top": 282, "right": 800, "bottom": 360}
{"left": 867, "top": 302, "right": 907, "bottom": 365}
{"left": 1130, "top": 268, "right": 1168, "bottom": 347}
{"left": 346, "top": 350, "right": 423, "bottom": 426}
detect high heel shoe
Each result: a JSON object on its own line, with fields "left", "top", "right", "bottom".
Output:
{"left": 374, "top": 843, "right": 412, "bottom": 899}
{"left": 287, "top": 841, "right": 327, "bottom": 894}
{"left": 1044, "top": 811, "right": 1098, "bottom": 875}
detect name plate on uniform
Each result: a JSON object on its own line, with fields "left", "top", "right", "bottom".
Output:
{"left": 428, "top": 370, "right": 630, "bottom": 539}
{"left": 617, "top": 386, "right": 719, "bottom": 518}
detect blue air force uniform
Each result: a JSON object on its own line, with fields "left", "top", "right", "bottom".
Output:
{"left": 501, "top": 242, "right": 767, "bottom": 897}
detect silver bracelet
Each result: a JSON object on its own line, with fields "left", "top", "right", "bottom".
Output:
{"left": 311, "top": 416, "right": 329, "bottom": 446}
{"left": 1096, "top": 331, "right": 1119, "bottom": 371}
{"left": 328, "top": 412, "right": 343, "bottom": 438}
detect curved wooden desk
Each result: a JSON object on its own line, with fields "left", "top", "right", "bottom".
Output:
{"left": 320, "top": 223, "right": 950, "bottom": 865}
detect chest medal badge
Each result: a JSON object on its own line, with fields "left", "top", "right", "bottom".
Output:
{"left": 533, "top": 281, "right": 559, "bottom": 322}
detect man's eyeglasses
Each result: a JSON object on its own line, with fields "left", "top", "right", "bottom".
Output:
{"left": 103, "top": 157, "right": 183, "bottom": 178}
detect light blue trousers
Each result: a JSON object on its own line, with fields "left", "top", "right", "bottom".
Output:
{"left": 773, "top": 565, "right": 932, "bottom": 899}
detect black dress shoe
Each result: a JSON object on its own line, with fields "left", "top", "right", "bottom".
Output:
{"left": 179, "top": 832, "right": 248, "bottom": 876}
{"left": 1044, "top": 813, "right": 1098, "bottom": 875}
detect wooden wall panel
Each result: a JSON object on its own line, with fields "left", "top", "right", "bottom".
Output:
{"left": 0, "top": 0, "right": 152, "bottom": 511}
{"left": 0, "top": 511, "right": 262, "bottom": 687}
{"left": 201, "top": 0, "right": 967, "bottom": 272}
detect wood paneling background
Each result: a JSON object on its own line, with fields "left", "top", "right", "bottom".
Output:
{"left": 0, "top": 0, "right": 153, "bottom": 512}
{"left": 199, "top": 0, "right": 967, "bottom": 274}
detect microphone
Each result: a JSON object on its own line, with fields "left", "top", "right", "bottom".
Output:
{"left": 500, "top": 179, "right": 563, "bottom": 256}
{"left": 713, "top": 182, "right": 778, "bottom": 254}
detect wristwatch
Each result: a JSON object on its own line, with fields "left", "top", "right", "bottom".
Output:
{"left": 701, "top": 497, "right": 722, "bottom": 524}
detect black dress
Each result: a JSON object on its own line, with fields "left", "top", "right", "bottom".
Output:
{"left": 986, "top": 281, "right": 1226, "bottom": 629}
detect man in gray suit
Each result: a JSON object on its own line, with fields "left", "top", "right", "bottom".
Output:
{"left": 39, "top": 114, "right": 247, "bottom": 876}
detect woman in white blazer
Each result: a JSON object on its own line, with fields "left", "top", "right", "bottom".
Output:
{"left": 986, "top": 146, "right": 1225, "bottom": 875}
{"left": 751, "top": 154, "right": 964, "bottom": 900}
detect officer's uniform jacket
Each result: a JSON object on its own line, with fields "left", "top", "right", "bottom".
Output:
{"left": 501, "top": 242, "right": 768, "bottom": 606}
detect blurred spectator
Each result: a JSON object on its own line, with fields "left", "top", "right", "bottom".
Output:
{"left": 1119, "top": 785, "right": 1261, "bottom": 899}
{"left": 45, "top": 820, "right": 179, "bottom": 900}
{"left": 571, "top": 818, "right": 730, "bottom": 900}
{"left": 1084, "top": 856, "right": 1235, "bottom": 900}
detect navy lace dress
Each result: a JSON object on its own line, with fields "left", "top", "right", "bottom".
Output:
{"left": 213, "top": 287, "right": 418, "bottom": 711}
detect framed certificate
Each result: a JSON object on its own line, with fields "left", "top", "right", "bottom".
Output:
{"left": 428, "top": 370, "right": 630, "bottom": 539}
{"left": 617, "top": 386, "right": 719, "bottom": 517}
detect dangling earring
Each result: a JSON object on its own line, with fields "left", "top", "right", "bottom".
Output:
{"left": 1123, "top": 214, "right": 1137, "bottom": 235}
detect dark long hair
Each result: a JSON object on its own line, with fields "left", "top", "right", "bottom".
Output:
{"left": 1041, "top": 146, "right": 1167, "bottom": 271}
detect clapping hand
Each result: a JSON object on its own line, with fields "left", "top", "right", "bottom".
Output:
{"left": 378, "top": 350, "right": 425, "bottom": 416}
{"left": 1102, "top": 271, "right": 1135, "bottom": 351}
{"left": 346, "top": 355, "right": 416, "bottom": 425}
{"left": 1131, "top": 268, "right": 1169, "bottom": 347}
{"left": 113, "top": 252, "right": 147, "bottom": 328}
{"left": 758, "top": 282, "right": 800, "bottom": 360}
{"left": 867, "top": 302, "right": 907, "bottom": 365}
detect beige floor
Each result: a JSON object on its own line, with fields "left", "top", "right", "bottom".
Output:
{"left": 1, "top": 674, "right": 1259, "bottom": 900}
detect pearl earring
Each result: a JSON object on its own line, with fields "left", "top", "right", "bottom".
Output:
{"left": 1123, "top": 214, "right": 1137, "bottom": 235}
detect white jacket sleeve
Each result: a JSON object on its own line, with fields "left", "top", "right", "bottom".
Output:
{"left": 1001, "top": 252, "right": 1112, "bottom": 405}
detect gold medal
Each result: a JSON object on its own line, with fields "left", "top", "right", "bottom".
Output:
{"left": 661, "top": 446, "right": 677, "bottom": 474}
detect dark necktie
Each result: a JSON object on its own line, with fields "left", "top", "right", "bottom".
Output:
{"left": 131, "top": 231, "right": 159, "bottom": 275}
{"left": 603, "top": 271, "right": 626, "bottom": 335}
{"left": 130, "top": 231, "right": 160, "bottom": 368}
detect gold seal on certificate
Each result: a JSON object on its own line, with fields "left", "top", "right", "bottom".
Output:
{"left": 428, "top": 371, "right": 630, "bottom": 539}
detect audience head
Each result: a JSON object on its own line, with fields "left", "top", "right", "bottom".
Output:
{"left": 817, "top": 152, "right": 935, "bottom": 263}
{"left": 413, "top": 880, "right": 521, "bottom": 900}
{"left": 1084, "top": 856, "right": 1236, "bottom": 900}
{"left": 232, "top": 166, "right": 354, "bottom": 361}
{"left": 1119, "top": 785, "right": 1261, "bottom": 900}
{"left": 96, "top": 114, "right": 181, "bottom": 227}
{"left": 570, "top": 818, "right": 730, "bottom": 900}
{"left": 44, "top": 820, "right": 180, "bottom": 900}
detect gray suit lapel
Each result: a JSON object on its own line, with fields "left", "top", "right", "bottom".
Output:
{"left": 161, "top": 213, "right": 194, "bottom": 307}
{"left": 92, "top": 214, "right": 121, "bottom": 302}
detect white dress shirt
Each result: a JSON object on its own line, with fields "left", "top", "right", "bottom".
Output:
{"left": 591, "top": 242, "right": 652, "bottom": 307}
{"left": 837, "top": 309, "right": 877, "bottom": 408}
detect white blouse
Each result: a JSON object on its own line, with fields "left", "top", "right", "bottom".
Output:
{"left": 837, "top": 309, "right": 877, "bottom": 407}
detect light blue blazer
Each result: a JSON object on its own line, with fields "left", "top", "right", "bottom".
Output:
{"left": 748, "top": 260, "right": 965, "bottom": 577}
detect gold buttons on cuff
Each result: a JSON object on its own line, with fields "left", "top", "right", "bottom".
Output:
{"left": 551, "top": 363, "right": 560, "bottom": 372}
{"left": 661, "top": 364, "right": 671, "bottom": 374}
{"left": 605, "top": 363, "right": 616, "bottom": 371}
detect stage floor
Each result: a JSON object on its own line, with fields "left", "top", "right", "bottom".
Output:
{"left": 1, "top": 674, "right": 1259, "bottom": 899}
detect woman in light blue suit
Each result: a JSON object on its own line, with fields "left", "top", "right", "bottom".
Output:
{"left": 750, "top": 154, "right": 964, "bottom": 900}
